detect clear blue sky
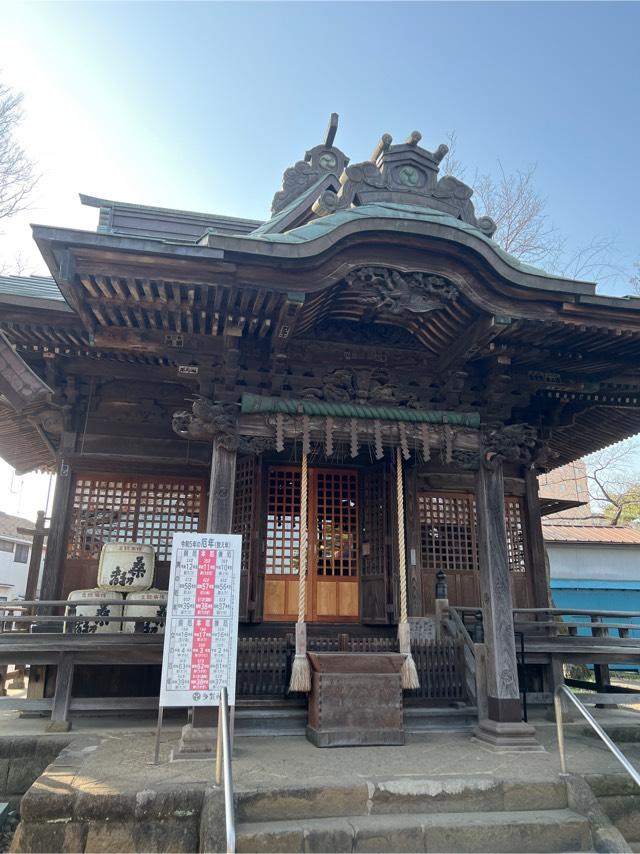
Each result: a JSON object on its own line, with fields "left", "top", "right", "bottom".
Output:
{"left": 1, "top": 1, "right": 639, "bottom": 293}
{"left": 2, "top": 1, "right": 640, "bottom": 515}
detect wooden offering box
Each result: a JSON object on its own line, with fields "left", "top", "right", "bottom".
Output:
{"left": 306, "top": 652, "right": 405, "bottom": 747}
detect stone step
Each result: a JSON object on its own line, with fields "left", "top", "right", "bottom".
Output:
{"left": 236, "top": 808, "right": 593, "bottom": 853}
{"left": 595, "top": 794, "right": 640, "bottom": 843}
{"left": 234, "top": 706, "right": 307, "bottom": 737}
{"left": 236, "top": 776, "right": 568, "bottom": 822}
{"left": 232, "top": 703, "right": 478, "bottom": 737}
{"left": 404, "top": 705, "right": 477, "bottom": 733}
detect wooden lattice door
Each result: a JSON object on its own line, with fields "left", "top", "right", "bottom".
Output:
{"left": 361, "top": 462, "right": 396, "bottom": 624}
{"left": 418, "top": 491, "right": 533, "bottom": 612}
{"left": 263, "top": 465, "right": 359, "bottom": 622}
{"left": 312, "top": 469, "right": 359, "bottom": 622}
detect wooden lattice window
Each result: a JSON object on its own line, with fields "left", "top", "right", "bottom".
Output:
{"left": 67, "top": 475, "right": 204, "bottom": 561}
{"left": 233, "top": 456, "right": 256, "bottom": 578}
{"left": 265, "top": 467, "right": 300, "bottom": 576}
{"left": 419, "top": 494, "right": 478, "bottom": 573}
{"left": 419, "top": 492, "right": 528, "bottom": 574}
{"left": 315, "top": 471, "right": 358, "bottom": 578}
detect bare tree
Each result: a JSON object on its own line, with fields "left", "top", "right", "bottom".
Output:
{"left": 585, "top": 441, "right": 640, "bottom": 525}
{"left": 0, "top": 80, "right": 39, "bottom": 276}
{"left": 0, "top": 81, "right": 38, "bottom": 226}
{"left": 473, "top": 163, "right": 564, "bottom": 267}
{"left": 442, "top": 129, "right": 620, "bottom": 281}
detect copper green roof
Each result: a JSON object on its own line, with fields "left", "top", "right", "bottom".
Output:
{"left": 246, "top": 202, "right": 591, "bottom": 286}
{"left": 0, "top": 274, "right": 64, "bottom": 302}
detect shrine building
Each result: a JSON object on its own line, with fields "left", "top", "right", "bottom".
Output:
{"left": 3, "top": 115, "right": 640, "bottom": 747}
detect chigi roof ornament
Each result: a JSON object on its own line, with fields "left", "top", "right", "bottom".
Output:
{"left": 271, "top": 114, "right": 497, "bottom": 238}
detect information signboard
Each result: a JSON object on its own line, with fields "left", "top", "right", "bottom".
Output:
{"left": 159, "top": 532, "right": 242, "bottom": 707}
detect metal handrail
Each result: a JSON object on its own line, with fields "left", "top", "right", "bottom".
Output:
{"left": 554, "top": 685, "right": 640, "bottom": 786}
{"left": 215, "top": 687, "right": 236, "bottom": 853}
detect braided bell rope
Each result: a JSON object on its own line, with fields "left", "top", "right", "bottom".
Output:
{"left": 297, "top": 452, "right": 308, "bottom": 623}
{"left": 396, "top": 447, "right": 408, "bottom": 624}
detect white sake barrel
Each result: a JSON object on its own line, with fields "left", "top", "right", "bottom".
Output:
{"left": 122, "top": 588, "right": 167, "bottom": 634}
{"left": 66, "top": 588, "right": 123, "bottom": 634}
{"left": 97, "top": 542, "right": 155, "bottom": 592}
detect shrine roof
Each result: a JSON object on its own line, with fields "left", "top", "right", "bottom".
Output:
{"left": 80, "top": 194, "right": 263, "bottom": 241}
{"left": 543, "top": 525, "right": 640, "bottom": 545}
{"left": 0, "top": 274, "right": 64, "bottom": 304}
{"left": 244, "top": 201, "right": 595, "bottom": 289}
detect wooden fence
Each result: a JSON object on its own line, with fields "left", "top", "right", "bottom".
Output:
{"left": 236, "top": 635, "right": 466, "bottom": 701}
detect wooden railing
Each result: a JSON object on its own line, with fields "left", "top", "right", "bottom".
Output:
{"left": 512, "top": 607, "right": 640, "bottom": 640}
{"left": 237, "top": 633, "right": 465, "bottom": 701}
{"left": 444, "top": 606, "right": 487, "bottom": 717}
{"left": 0, "top": 601, "right": 468, "bottom": 704}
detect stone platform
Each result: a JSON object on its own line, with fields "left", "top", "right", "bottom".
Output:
{"left": 5, "top": 708, "right": 640, "bottom": 852}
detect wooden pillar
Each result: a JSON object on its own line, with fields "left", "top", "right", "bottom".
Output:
{"left": 46, "top": 654, "right": 74, "bottom": 733}
{"left": 475, "top": 459, "right": 521, "bottom": 723}
{"left": 39, "top": 462, "right": 74, "bottom": 603}
{"left": 524, "top": 469, "right": 551, "bottom": 609}
{"left": 23, "top": 511, "right": 47, "bottom": 603}
{"left": 404, "top": 465, "right": 423, "bottom": 617}
{"left": 206, "top": 436, "right": 237, "bottom": 533}
{"left": 474, "top": 458, "right": 540, "bottom": 749}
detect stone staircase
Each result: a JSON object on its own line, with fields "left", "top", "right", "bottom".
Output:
{"left": 234, "top": 702, "right": 477, "bottom": 737}
{"left": 589, "top": 774, "right": 640, "bottom": 851}
{"left": 235, "top": 775, "right": 595, "bottom": 852}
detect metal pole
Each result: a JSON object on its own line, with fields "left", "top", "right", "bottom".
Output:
{"left": 215, "top": 704, "right": 223, "bottom": 786}
{"left": 554, "top": 685, "right": 640, "bottom": 785}
{"left": 220, "top": 687, "right": 236, "bottom": 853}
{"left": 554, "top": 690, "right": 566, "bottom": 774}
{"left": 152, "top": 705, "right": 164, "bottom": 766}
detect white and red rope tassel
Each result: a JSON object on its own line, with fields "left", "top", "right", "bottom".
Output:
{"left": 396, "top": 447, "right": 420, "bottom": 690}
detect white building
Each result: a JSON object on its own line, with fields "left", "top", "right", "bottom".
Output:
{"left": 0, "top": 511, "right": 38, "bottom": 600}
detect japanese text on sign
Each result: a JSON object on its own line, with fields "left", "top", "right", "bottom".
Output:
{"left": 159, "top": 533, "right": 242, "bottom": 707}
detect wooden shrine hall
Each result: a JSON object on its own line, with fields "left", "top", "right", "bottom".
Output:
{"left": 3, "top": 115, "right": 640, "bottom": 747}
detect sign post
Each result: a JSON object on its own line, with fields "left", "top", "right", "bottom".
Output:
{"left": 153, "top": 532, "right": 242, "bottom": 763}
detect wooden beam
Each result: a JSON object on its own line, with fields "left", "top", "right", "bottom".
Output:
{"left": 435, "top": 315, "right": 511, "bottom": 375}
{"left": 93, "top": 326, "right": 224, "bottom": 357}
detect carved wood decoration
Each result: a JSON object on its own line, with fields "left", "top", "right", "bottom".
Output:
{"left": 345, "top": 268, "right": 459, "bottom": 319}
{"left": 482, "top": 423, "right": 541, "bottom": 468}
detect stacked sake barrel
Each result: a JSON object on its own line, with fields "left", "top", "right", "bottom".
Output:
{"left": 66, "top": 543, "right": 167, "bottom": 634}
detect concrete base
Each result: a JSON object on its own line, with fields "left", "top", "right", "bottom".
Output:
{"left": 474, "top": 718, "right": 544, "bottom": 752}
{"left": 306, "top": 724, "right": 404, "bottom": 748}
{"left": 45, "top": 721, "right": 71, "bottom": 733}
{"left": 171, "top": 723, "right": 216, "bottom": 761}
